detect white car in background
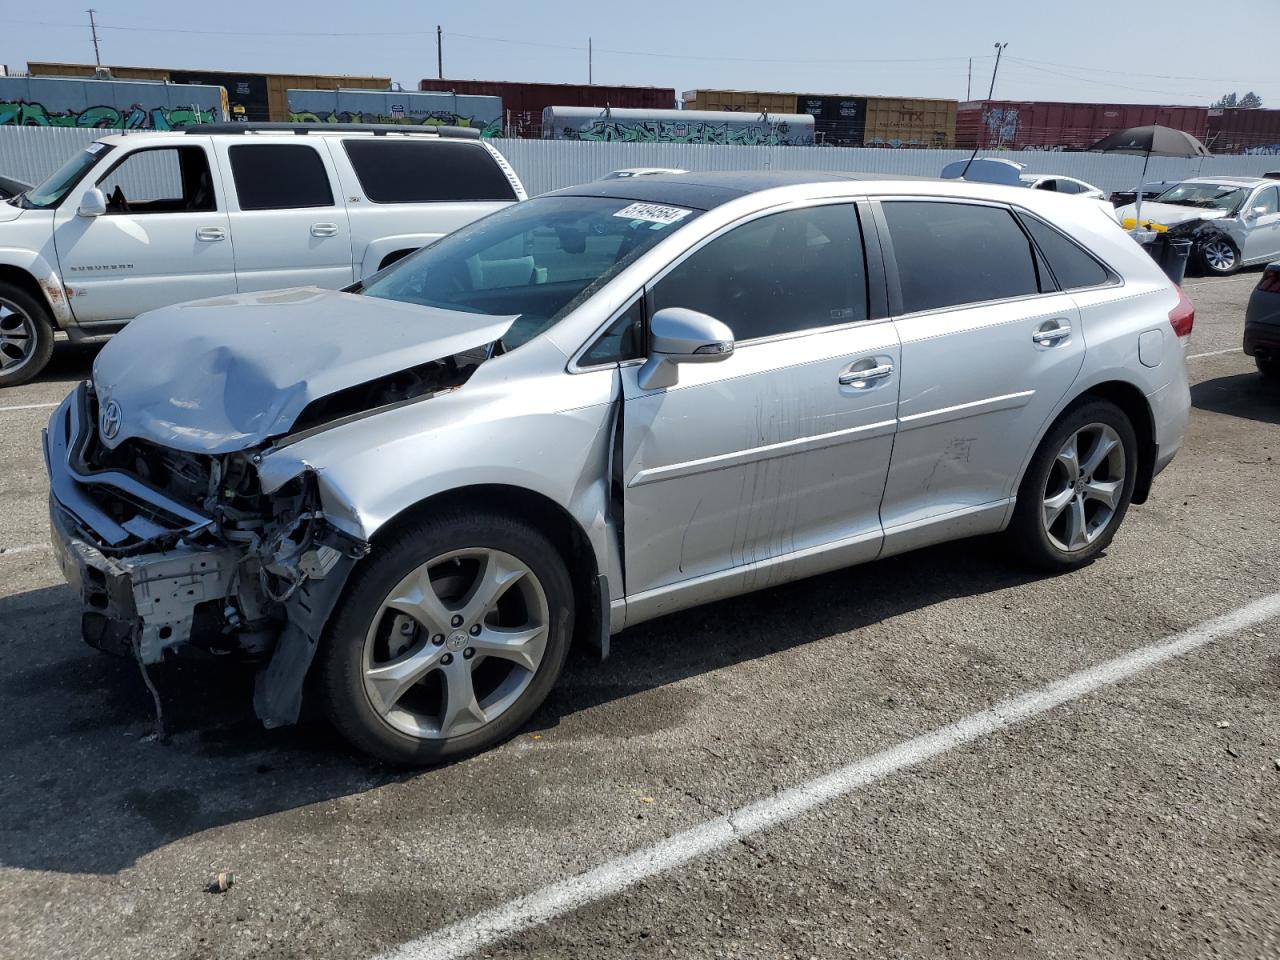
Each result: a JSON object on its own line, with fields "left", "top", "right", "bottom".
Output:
{"left": 1020, "top": 173, "right": 1106, "bottom": 200}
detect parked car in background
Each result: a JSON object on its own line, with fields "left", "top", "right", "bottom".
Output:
{"left": 1020, "top": 173, "right": 1106, "bottom": 200}
{"left": 0, "top": 124, "right": 526, "bottom": 386}
{"left": 47, "top": 171, "right": 1191, "bottom": 764}
{"left": 1245, "top": 262, "right": 1280, "bottom": 378}
{"left": 0, "top": 175, "right": 31, "bottom": 200}
{"left": 1109, "top": 181, "right": 1179, "bottom": 208}
{"left": 1114, "top": 177, "right": 1280, "bottom": 276}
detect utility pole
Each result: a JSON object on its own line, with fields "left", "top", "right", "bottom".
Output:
{"left": 87, "top": 9, "right": 102, "bottom": 67}
{"left": 987, "top": 42, "right": 1008, "bottom": 100}
{"left": 966, "top": 58, "right": 972, "bottom": 100}
{"left": 588, "top": 37, "right": 593, "bottom": 85}
{"left": 959, "top": 41, "right": 1008, "bottom": 180}
{"left": 436, "top": 25, "right": 443, "bottom": 80}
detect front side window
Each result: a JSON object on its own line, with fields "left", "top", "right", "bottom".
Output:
{"left": 19, "top": 142, "right": 114, "bottom": 209}
{"left": 97, "top": 146, "right": 215, "bottom": 214}
{"left": 1253, "top": 186, "right": 1279, "bottom": 216}
{"left": 580, "top": 297, "right": 645, "bottom": 366}
{"left": 360, "top": 195, "right": 702, "bottom": 352}
{"left": 650, "top": 204, "right": 868, "bottom": 342}
{"left": 343, "top": 140, "right": 517, "bottom": 203}
{"left": 229, "top": 144, "right": 333, "bottom": 211}
{"left": 883, "top": 201, "right": 1040, "bottom": 313}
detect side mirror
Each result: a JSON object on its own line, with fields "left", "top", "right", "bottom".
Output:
{"left": 637, "top": 307, "right": 734, "bottom": 390}
{"left": 1249, "top": 205, "right": 1269, "bottom": 219}
{"left": 77, "top": 188, "right": 107, "bottom": 218}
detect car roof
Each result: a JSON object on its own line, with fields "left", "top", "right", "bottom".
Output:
{"left": 549, "top": 169, "right": 937, "bottom": 210}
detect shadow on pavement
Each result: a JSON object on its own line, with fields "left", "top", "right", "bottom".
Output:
{"left": 38, "top": 340, "right": 104, "bottom": 383}
{"left": 1190, "top": 370, "right": 1280, "bottom": 426}
{"left": 0, "top": 537, "right": 1046, "bottom": 875}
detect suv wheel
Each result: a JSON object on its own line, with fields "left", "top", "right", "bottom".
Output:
{"left": 0, "top": 283, "right": 55, "bottom": 388}
{"left": 1198, "top": 237, "right": 1239, "bottom": 275}
{"left": 316, "top": 510, "right": 574, "bottom": 765}
{"left": 1008, "top": 399, "right": 1138, "bottom": 571}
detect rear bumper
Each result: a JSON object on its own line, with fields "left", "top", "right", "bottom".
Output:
{"left": 1244, "top": 320, "right": 1280, "bottom": 359}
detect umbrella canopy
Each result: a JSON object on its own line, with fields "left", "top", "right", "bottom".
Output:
{"left": 1088, "top": 125, "right": 1211, "bottom": 158}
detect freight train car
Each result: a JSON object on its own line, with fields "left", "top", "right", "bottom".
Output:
{"left": 542, "top": 106, "right": 814, "bottom": 145}
{"left": 683, "top": 89, "right": 956, "bottom": 147}
{"left": 1207, "top": 108, "right": 1280, "bottom": 155}
{"left": 418, "top": 79, "right": 676, "bottom": 137}
{"left": 288, "top": 88, "right": 502, "bottom": 136}
{"left": 956, "top": 100, "right": 1209, "bottom": 151}
{"left": 27, "top": 62, "right": 389, "bottom": 122}
{"left": 0, "top": 74, "right": 227, "bottom": 128}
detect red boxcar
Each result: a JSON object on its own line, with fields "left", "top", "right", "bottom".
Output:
{"left": 956, "top": 100, "right": 1209, "bottom": 151}
{"left": 417, "top": 78, "right": 676, "bottom": 137}
{"left": 1207, "top": 108, "right": 1280, "bottom": 155}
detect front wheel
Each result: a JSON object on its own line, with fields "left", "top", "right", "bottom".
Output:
{"left": 316, "top": 510, "right": 574, "bottom": 765}
{"left": 1007, "top": 400, "right": 1138, "bottom": 571}
{"left": 0, "top": 283, "right": 55, "bottom": 388}
{"left": 1198, "top": 237, "right": 1239, "bottom": 276}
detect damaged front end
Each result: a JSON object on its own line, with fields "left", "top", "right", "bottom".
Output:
{"left": 45, "top": 382, "right": 368, "bottom": 728}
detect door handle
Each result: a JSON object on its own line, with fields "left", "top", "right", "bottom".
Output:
{"left": 1032, "top": 320, "right": 1072, "bottom": 346}
{"left": 195, "top": 226, "right": 225, "bottom": 241}
{"left": 311, "top": 222, "right": 339, "bottom": 238}
{"left": 839, "top": 362, "right": 894, "bottom": 387}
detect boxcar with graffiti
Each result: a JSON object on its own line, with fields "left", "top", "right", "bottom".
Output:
{"left": 0, "top": 75, "right": 228, "bottom": 129}
{"left": 287, "top": 88, "right": 502, "bottom": 137}
{"left": 542, "top": 107, "right": 815, "bottom": 146}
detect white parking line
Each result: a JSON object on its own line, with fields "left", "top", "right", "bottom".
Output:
{"left": 378, "top": 591, "right": 1280, "bottom": 960}
{"left": 1187, "top": 347, "right": 1242, "bottom": 360}
{"left": 0, "top": 401, "right": 58, "bottom": 413}
{"left": 1183, "top": 275, "right": 1260, "bottom": 289}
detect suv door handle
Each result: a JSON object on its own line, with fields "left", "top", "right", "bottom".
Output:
{"left": 1032, "top": 320, "right": 1072, "bottom": 346}
{"left": 195, "top": 226, "right": 225, "bottom": 241}
{"left": 839, "top": 362, "right": 894, "bottom": 387}
{"left": 311, "top": 222, "right": 339, "bottom": 238}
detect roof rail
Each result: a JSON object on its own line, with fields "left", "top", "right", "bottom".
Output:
{"left": 184, "top": 122, "right": 482, "bottom": 139}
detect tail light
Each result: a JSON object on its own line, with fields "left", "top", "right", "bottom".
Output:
{"left": 1259, "top": 265, "right": 1280, "bottom": 294}
{"left": 1169, "top": 286, "right": 1194, "bottom": 339}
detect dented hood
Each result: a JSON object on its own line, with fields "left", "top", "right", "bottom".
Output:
{"left": 1115, "top": 200, "right": 1230, "bottom": 228}
{"left": 92, "top": 287, "right": 514, "bottom": 455}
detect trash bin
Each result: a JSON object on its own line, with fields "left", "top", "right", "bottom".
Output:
{"left": 1161, "top": 238, "right": 1192, "bottom": 285}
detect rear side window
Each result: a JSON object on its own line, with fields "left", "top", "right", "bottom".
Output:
{"left": 228, "top": 144, "right": 333, "bottom": 211}
{"left": 883, "top": 201, "right": 1039, "bottom": 313}
{"left": 1020, "top": 214, "right": 1114, "bottom": 290}
{"left": 343, "top": 140, "right": 518, "bottom": 203}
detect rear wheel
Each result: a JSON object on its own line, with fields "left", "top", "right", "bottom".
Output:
{"left": 0, "top": 283, "right": 55, "bottom": 388}
{"left": 1198, "top": 237, "right": 1239, "bottom": 275}
{"left": 1008, "top": 399, "right": 1137, "bottom": 571}
{"left": 316, "top": 510, "right": 574, "bottom": 765}
{"left": 1257, "top": 355, "right": 1280, "bottom": 379}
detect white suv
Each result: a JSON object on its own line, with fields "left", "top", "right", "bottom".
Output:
{"left": 0, "top": 123, "right": 526, "bottom": 386}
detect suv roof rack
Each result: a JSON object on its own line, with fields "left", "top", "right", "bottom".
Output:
{"left": 185, "top": 122, "right": 482, "bottom": 139}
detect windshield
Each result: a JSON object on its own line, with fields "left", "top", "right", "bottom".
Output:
{"left": 360, "top": 194, "right": 703, "bottom": 350}
{"left": 1153, "top": 182, "right": 1249, "bottom": 212}
{"left": 18, "top": 143, "right": 114, "bottom": 209}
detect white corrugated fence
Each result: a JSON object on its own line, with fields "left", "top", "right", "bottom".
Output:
{"left": 4, "top": 125, "right": 1280, "bottom": 198}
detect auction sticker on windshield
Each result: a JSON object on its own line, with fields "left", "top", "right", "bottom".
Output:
{"left": 613, "top": 202, "right": 693, "bottom": 226}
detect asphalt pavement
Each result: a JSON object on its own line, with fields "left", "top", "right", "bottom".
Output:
{"left": 1, "top": 271, "right": 1278, "bottom": 960}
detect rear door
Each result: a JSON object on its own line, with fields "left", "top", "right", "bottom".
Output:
{"left": 617, "top": 201, "right": 900, "bottom": 608}
{"left": 875, "top": 198, "right": 1085, "bottom": 544}
{"left": 214, "top": 139, "right": 355, "bottom": 292}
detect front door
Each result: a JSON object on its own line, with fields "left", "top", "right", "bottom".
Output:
{"left": 875, "top": 199, "right": 1086, "bottom": 541}
{"left": 1243, "top": 185, "right": 1280, "bottom": 264}
{"left": 214, "top": 139, "right": 355, "bottom": 292}
{"left": 53, "top": 142, "right": 235, "bottom": 323}
{"left": 619, "top": 202, "right": 900, "bottom": 617}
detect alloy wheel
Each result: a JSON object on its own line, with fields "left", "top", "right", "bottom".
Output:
{"left": 0, "top": 298, "right": 35, "bottom": 374}
{"left": 361, "top": 548, "right": 549, "bottom": 740}
{"left": 1202, "top": 239, "right": 1236, "bottom": 273}
{"left": 1042, "top": 422, "right": 1126, "bottom": 553}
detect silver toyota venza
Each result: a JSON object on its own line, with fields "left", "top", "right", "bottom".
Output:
{"left": 46, "top": 172, "right": 1192, "bottom": 764}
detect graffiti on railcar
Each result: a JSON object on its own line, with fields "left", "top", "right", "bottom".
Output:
{"left": 0, "top": 99, "right": 216, "bottom": 129}
{"left": 561, "top": 118, "right": 810, "bottom": 146}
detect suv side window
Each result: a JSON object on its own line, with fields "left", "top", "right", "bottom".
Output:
{"left": 343, "top": 140, "right": 518, "bottom": 203}
{"left": 1019, "top": 213, "right": 1115, "bottom": 290}
{"left": 97, "top": 146, "right": 215, "bottom": 214}
{"left": 650, "top": 204, "right": 868, "bottom": 342}
{"left": 882, "top": 201, "right": 1040, "bottom": 313}
{"left": 228, "top": 144, "right": 333, "bottom": 210}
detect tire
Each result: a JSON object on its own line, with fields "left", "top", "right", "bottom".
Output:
{"left": 1257, "top": 356, "right": 1280, "bottom": 380}
{"left": 315, "top": 509, "right": 574, "bottom": 765}
{"left": 1007, "top": 399, "right": 1138, "bottom": 571}
{"left": 1198, "top": 236, "right": 1240, "bottom": 276}
{"left": 0, "top": 282, "right": 55, "bottom": 388}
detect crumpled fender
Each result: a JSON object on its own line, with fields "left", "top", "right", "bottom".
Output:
{"left": 0, "top": 246, "right": 74, "bottom": 326}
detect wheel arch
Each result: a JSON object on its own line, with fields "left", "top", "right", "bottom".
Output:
{"left": 0, "top": 262, "right": 67, "bottom": 329}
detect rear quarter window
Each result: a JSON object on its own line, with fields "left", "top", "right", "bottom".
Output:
{"left": 1019, "top": 213, "right": 1116, "bottom": 290}
{"left": 342, "top": 140, "right": 517, "bottom": 203}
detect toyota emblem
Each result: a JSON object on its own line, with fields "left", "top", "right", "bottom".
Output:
{"left": 100, "top": 399, "right": 122, "bottom": 441}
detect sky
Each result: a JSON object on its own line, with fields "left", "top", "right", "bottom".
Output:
{"left": 2, "top": 0, "right": 1278, "bottom": 108}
